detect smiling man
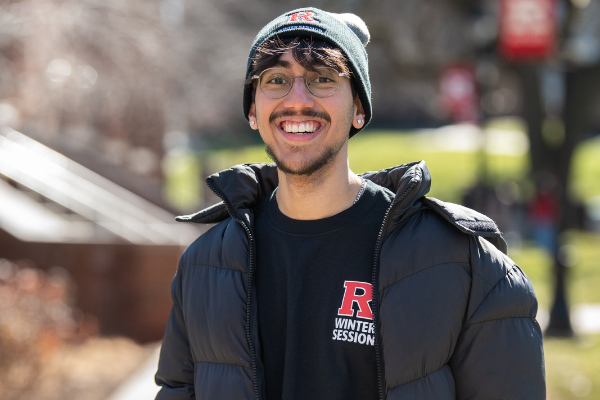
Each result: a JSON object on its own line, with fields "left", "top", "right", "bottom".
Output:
{"left": 155, "top": 8, "right": 545, "bottom": 400}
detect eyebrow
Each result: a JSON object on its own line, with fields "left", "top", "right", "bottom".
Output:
{"left": 273, "top": 60, "right": 291, "bottom": 68}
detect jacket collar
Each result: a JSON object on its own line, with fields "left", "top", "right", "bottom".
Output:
{"left": 177, "top": 161, "right": 431, "bottom": 224}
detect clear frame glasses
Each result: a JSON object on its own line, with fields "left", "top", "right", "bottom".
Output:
{"left": 252, "top": 67, "right": 349, "bottom": 99}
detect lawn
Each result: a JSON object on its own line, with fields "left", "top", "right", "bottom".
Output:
{"left": 203, "top": 119, "right": 600, "bottom": 204}
{"left": 544, "top": 335, "right": 600, "bottom": 399}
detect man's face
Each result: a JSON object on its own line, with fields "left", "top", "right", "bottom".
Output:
{"left": 248, "top": 50, "right": 365, "bottom": 176}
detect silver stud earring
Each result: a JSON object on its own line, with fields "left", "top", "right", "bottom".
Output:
{"left": 250, "top": 120, "right": 255, "bottom": 126}
{"left": 357, "top": 119, "right": 363, "bottom": 124}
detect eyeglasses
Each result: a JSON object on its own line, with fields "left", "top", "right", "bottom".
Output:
{"left": 252, "top": 67, "right": 349, "bottom": 99}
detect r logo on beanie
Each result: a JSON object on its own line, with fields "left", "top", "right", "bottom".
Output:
{"left": 243, "top": 7, "right": 372, "bottom": 137}
{"left": 288, "top": 11, "right": 316, "bottom": 22}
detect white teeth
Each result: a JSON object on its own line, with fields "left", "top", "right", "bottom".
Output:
{"left": 282, "top": 121, "right": 318, "bottom": 134}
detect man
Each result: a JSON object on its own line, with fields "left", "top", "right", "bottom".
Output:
{"left": 155, "top": 7, "right": 545, "bottom": 400}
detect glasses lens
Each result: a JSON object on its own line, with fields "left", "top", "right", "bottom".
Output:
{"left": 258, "top": 67, "right": 343, "bottom": 98}
{"left": 306, "top": 68, "right": 340, "bottom": 97}
{"left": 259, "top": 69, "right": 292, "bottom": 98}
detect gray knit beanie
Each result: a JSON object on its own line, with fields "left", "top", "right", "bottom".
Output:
{"left": 243, "top": 7, "right": 371, "bottom": 137}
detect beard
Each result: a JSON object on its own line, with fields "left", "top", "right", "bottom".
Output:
{"left": 265, "top": 138, "right": 346, "bottom": 176}
{"left": 262, "top": 105, "right": 354, "bottom": 176}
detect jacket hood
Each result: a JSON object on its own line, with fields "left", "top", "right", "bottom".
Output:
{"left": 176, "top": 161, "right": 431, "bottom": 225}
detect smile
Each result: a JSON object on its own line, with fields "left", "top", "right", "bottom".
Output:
{"left": 280, "top": 120, "right": 321, "bottom": 134}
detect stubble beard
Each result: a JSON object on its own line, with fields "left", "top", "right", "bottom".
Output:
{"left": 263, "top": 105, "right": 354, "bottom": 177}
{"left": 265, "top": 140, "right": 344, "bottom": 176}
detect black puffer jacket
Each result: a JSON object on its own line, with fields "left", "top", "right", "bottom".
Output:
{"left": 155, "top": 161, "right": 546, "bottom": 400}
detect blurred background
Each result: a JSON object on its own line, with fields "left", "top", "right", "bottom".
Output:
{"left": 1, "top": 0, "right": 599, "bottom": 399}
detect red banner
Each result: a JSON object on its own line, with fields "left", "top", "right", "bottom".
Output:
{"left": 499, "top": 0, "right": 557, "bottom": 61}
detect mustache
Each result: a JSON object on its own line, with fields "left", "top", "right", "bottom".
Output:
{"left": 269, "top": 110, "right": 331, "bottom": 124}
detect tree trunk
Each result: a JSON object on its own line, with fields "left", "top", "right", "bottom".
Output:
{"left": 546, "top": 65, "right": 600, "bottom": 336}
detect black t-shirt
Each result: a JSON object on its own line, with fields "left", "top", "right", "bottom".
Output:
{"left": 254, "top": 181, "right": 391, "bottom": 400}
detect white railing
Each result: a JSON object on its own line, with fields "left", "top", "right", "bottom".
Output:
{"left": 0, "top": 127, "right": 201, "bottom": 245}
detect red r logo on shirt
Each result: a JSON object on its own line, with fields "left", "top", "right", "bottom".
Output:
{"left": 338, "top": 281, "right": 374, "bottom": 320}
{"left": 288, "top": 12, "right": 315, "bottom": 22}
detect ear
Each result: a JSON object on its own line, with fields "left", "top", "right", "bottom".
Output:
{"left": 248, "top": 102, "right": 258, "bottom": 130}
{"left": 352, "top": 95, "right": 366, "bottom": 130}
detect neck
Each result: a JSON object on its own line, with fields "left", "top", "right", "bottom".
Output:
{"left": 275, "top": 158, "right": 362, "bottom": 220}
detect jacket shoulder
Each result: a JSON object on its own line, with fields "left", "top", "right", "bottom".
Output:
{"left": 422, "top": 197, "right": 507, "bottom": 254}
{"left": 179, "top": 216, "right": 249, "bottom": 273}
{"left": 421, "top": 198, "right": 538, "bottom": 322}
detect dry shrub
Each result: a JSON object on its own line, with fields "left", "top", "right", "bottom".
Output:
{"left": 0, "top": 258, "right": 79, "bottom": 399}
{"left": 0, "top": 258, "right": 156, "bottom": 400}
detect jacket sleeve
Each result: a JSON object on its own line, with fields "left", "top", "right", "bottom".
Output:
{"left": 155, "top": 256, "right": 195, "bottom": 400}
{"left": 449, "top": 236, "right": 546, "bottom": 399}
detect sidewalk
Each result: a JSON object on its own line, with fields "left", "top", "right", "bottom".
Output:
{"left": 105, "top": 345, "right": 161, "bottom": 400}
{"left": 106, "top": 304, "right": 600, "bottom": 400}
{"left": 537, "top": 304, "right": 600, "bottom": 335}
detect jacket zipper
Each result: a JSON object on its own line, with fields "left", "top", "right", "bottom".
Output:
{"left": 207, "top": 178, "right": 261, "bottom": 400}
{"left": 371, "top": 181, "right": 417, "bottom": 400}
{"left": 209, "top": 174, "right": 416, "bottom": 400}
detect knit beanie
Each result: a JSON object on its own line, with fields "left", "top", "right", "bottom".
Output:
{"left": 243, "top": 7, "right": 372, "bottom": 137}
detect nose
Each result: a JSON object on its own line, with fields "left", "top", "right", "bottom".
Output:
{"left": 283, "top": 77, "right": 315, "bottom": 109}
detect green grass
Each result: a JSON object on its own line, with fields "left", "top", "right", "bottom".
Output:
{"left": 347, "top": 131, "right": 479, "bottom": 203}
{"left": 571, "top": 135, "right": 600, "bottom": 203}
{"left": 511, "top": 232, "right": 600, "bottom": 309}
{"left": 204, "top": 126, "right": 530, "bottom": 204}
{"left": 347, "top": 128, "right": 528, "bottom": 203}
{"left": 563, "top": 232, "right": 600, "bottom": 305}
{"left": 192, "top": 118, "right": 600, "bottom": 205}
{"left": 201, "top": 119, "right": 600, "bottom": 201}
{"left": 545, "top": 335, "right": 600, "bottom": 400}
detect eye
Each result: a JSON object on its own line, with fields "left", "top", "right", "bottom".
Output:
{"left": 262, "top": 70, "right": 290, "bottom": 86}
{"left": 309, "top": 68, "right": 338, "bottom": 86}
{"left": 268, "top": 76, "right": 287, "bottom": 85}
{"left": 314, "top": 75, "right": 334, "bottom": 84}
